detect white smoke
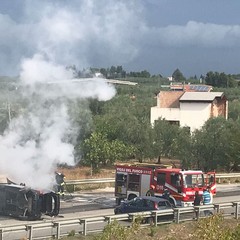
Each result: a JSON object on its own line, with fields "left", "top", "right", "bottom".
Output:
{"left": 0, "top": 54, "right": 116, "bottom": 189}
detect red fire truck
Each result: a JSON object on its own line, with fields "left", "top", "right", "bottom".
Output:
{"left": 115, "top": 163, "right": 216, "bottom": 207}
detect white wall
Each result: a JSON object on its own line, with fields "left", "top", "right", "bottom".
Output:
{"left": 150, "top": 107, "right": 180, "bottom": 125}
{"left": 180, "top": 102, "right": 211, "bottom": 131}
{"left": 151, "top": 102, "right": 212, "bottom": 132}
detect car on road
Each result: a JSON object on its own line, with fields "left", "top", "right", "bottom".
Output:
{"left": 0, "top": 183, "right": 60, "bottom": 220}
{"left": 114, "top": 196, "right": 174, "bottom": 223}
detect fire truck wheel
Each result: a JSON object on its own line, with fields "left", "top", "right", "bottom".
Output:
{"left": 146, "top": 189, "right": 155, "bottom": 197}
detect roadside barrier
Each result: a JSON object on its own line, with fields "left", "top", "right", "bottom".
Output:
{"left": 0, "top": 201, "right": 240, "bottom": 240}
{"left": 64, "top": 173, "right": 240, "bottom": 190}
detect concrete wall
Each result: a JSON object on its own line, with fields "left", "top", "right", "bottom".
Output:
{"left": 151, "top": 106, "right": 180, "bottom": 125}
{"left": 180, "top": 102, "right": 211, "bottom": 131}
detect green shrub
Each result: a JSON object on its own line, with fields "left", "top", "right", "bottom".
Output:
{"left": 149, "top": 226, "right": 158, "bottom": 237}
{"left": 94, "top": 217, "right": 141, "bottom": 240}
{"left": 193, "top": 214, "right": 235, "bottom": 240}
{"left": 94, "top": 220, "right": 129, "bottom": 240}
{"left": 68, "top": 230, "right": 76, "bottom": 236}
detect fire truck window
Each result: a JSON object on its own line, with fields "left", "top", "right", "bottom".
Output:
{"left": 184, "top": 174, "right": 204, "bottom": 187}
{"left": 185, "top": 175, "right": 192, "bottom": 187}
{"left": 157, "top": 173, "right": 166, "bottom": 185}
{"left": 116, "top": 173, "right": 127, "bottom": 187}
{"left": 171, "top": 174, "right": 180, "bottom": 186}
{"left": 209, "top": 175, "right": 214, "bottom": 185}
{"left": 128, "top": 174, "right": 140, "bottom": 191}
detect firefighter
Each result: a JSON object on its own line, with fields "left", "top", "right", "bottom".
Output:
{"left": 194, "top": 191, "right": 202, "bottom": 218}
{"left": 163, "top": 188, "right": 176, "bottom": 207}
{"left": 55, "top": 172, "right": 66, "bottom": 197}
{"left": 162, "top": 188, "right": 170, "bottom": 201}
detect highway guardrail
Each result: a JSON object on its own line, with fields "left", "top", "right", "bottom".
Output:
{"left": 0, "top": 201, "right": 239, "bottom": 239}
{"left": 64, "top": 173, "right": 240, "bottom": 190}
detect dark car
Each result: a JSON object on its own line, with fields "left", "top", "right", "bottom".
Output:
{"left": 114, "top": 196, "right": 174, "bottom": 221}
{"left": 0, "top": 183, "right": 60, "bottom": 220}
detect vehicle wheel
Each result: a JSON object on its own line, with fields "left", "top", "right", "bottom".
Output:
{"left": 146, "top": 189, "right": 155, "bottom": 197}
{"left": 114, "top": 208, "right": 122, "bottom": 214}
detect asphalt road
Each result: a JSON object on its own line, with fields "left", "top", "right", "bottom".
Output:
{"left": 53, "top": 183, "right": 240, "bottom": 220}
{"left": 1, "top": 184, "right": 240, "bottom": 225}
{"left": 0, "top": 184, "right": 240, "bottom": 240}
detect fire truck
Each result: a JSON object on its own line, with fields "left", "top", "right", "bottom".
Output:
{"left": 115, "top": 163, "right": 216, "bottom": 207}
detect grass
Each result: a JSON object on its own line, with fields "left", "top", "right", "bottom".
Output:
{"left": 57, "top": 166, "right": 115, "bottom": 180}
{"left": 60, "top": 215, "right": 240, "bottom": 240}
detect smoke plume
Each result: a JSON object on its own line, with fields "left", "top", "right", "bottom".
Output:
{"left": 0, "top": 46, "right": 116, "bottom": 189}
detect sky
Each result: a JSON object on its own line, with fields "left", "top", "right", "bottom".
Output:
{"left": 0, "top": 0, "right": 240, "bottom": 78}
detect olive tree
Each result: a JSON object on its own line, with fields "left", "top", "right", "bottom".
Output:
{"left": 81, "top": 132, "right": 135, "bottom": 171}
{"left": 152, "top": 119, "right": 179, "bottom": 163}
{"left": 191, "top": 117, "right": 230, "bottom": 171}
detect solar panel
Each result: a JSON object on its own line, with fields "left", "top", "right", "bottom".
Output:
{"left": 187, "top": 85, "right": 211, "bottom": 92}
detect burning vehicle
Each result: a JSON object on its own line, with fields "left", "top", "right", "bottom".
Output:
{"left": 0, "top": 182, "right": 60, "bottom": 220}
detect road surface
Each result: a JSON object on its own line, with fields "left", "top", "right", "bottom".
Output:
{"left": 0, "top": 184, "right": 240, "bottom": 225}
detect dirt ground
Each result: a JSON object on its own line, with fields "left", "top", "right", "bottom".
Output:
{"left": 59, "top": 166, "right": 115, "bottom": 180}
{"left": 59, "top": 159, "right": 181, "bottom": 180}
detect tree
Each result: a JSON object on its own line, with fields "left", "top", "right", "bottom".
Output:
{"left": 109, "top": 66, "right": 117, "bottom": 78}
{"left": 174, "top": 127, "right": 192, "bottom": 168}
{"left": 224, "top": 119, "right": 240, "bottom": 171}
{"left": 127, "top": 70, "right": 151, "bottom": 78}
{"left": 100, "top": 68, "right": 108, "bottom": 78}
{"left": 82, "top": 132, "right": 134, "bottom": 171}
{"left": 205, "top": 71, "right": 236, "bottom": 88}
{"left": 92, "top": 93, "right": 156, "bottom": 163}
{"left": 153, "top": 119, "right": 179, "bottom": 163}
{"left": 191, "top": 117, "right": 230, "bottom": 171}
{"left": 228, "top": 100, "right": 240, "bottom": 121}
{"left": 172, "top": 69, "right": 186, "bottom": 82}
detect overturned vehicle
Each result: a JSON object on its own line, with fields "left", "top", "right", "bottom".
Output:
{"left": 0, "top": 183, "right": 60, "bottom": 220}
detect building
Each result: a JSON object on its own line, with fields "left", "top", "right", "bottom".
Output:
{"left": 150, "top": 90, "right": 228, "bottom": 132}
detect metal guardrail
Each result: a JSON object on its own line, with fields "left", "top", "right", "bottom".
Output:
{"left": 216, "top": 173, "right": 240, "bottom": 183}
{"left": 64, "top": 173, "right": 240, "bottom": 189}
{"left": 66, "top": 178, "right": 115, "bottom": 184}
{"left": 0, "top": 202, "right": 240, "bottom": 240}
{"left": 65, "top": 178, "right": 115, "bottom": 191}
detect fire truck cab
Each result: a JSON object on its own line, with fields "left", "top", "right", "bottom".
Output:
{"left": 115, "top": 163, "right": 216, "bottom": 207}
